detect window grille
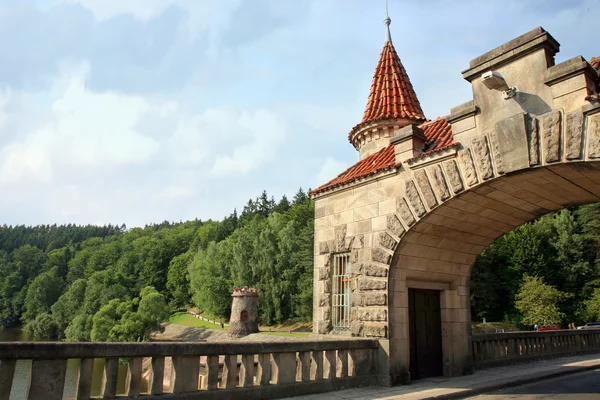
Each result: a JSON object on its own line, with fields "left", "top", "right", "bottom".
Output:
{"left": 332, "top": 253, "right": 351, "bottom": 330}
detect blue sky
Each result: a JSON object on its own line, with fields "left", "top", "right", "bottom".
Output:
{"left": 0, "top": 0, "right": 597, "bottom": 227}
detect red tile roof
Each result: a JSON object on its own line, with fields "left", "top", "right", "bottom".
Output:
{"left": 312, "top": 119, "right": 456, "bottom": 195}
{"left": 348, "top": 41, "right": 426, "bottom": 142}
{"left": 591, "top": 56, "right": 600, "bottom": 71}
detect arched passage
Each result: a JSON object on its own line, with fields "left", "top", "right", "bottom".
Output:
{"left": 388, "top": 162, "right": 600, "bottom": 382}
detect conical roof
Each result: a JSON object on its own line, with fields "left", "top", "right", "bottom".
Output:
{"left": 349, "top": 34, "right": 426, "bottom": 141}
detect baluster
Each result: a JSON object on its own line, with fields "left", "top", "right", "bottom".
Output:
{"left": 27, "top": 359, "right": 68, "bottom": 400}
{"left": 150, "top": 357, "right": 165, "bottom": 395}
{"left": 75, "top": 358, "right": 94, "bottom": 400}
{"left": 337, "top": 350, "right": 348, "bottom": 378}
{"left": 204, "top": 355, "right": 219, "bottom": 390}
{"left": 171, "top": 356, "right": 200, "bottom": 393}
{"left": 310, "top": 350, "right": 323, "bottom": 380}
{"left": 240, "top": 354, "right": 254, "bottom": 387}
{"left": 272, "top": 352, "right": 297, "bottom": 384}
{"left": 101, "top": 358, "right": 119, "bottom": 398}
{"left": 0, "top": 360, "right": 16, "bottom": 400}
{"left": 297, "top": 352, "right": 310, "bottom": 382}
{"left": 221, "top": 355, "right": 238, "bottom": 388}
{"left": 126, "top": 357, "right": 142, "bottom": 396}
{"left": 324, "top": 350, "right": 336, "bottom": 379}
{"left": 256, "top": 354, "right": 271, "bottom": 386}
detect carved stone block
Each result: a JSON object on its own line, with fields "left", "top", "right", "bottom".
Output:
{"left": 351, "top": 321, "right": 364, "bottom": 336}
{"left": 378, "top": 231, "right": 398, "bottom": 251}
{"left": 358, "top": 308, "right": 387, "bottom": 322}
{"left": 371, "top": 248, "right": 391, "bottom": 265}
{"left": 387, "top": 214, "right": 405, "bottom": 238}
{"left": 458, "top": 148, "right": 479, "bottom": 186}
{"left": 405, "top": 181, "right": 426, "bottom": 217}
{"left": 352, "top": 293, "right": 363, "bottom": 307}
{"left": 541, "top": 110, "right": 562, "bottom": 163}
{"left": 443, "top": 160, "right": 464, "bottom": 193}
{"left": 318, "top": 267, "right": 330, "bottom": 281}
{"left": 316, "top": 321, "right": 331, "bottom": 334}
{"left": 362, "top": 264, "right": 388, "bottom": 277}
{"left": 358, "top": 278, "right": 387, "bottom": 291}
{"left": 471, "top": 136, "right": 493, "bottom": 180}
{"left": 527, "top": 115, "right": 540, "bottom": 165}
{"left": 415, "top": 170, "right": 437, "bottom": 208}
{"left": 318, "top": 242, "right": 330, "bottom": 255}
{"left": 352, "top": 234, "right": 364, "bottom": 249}
{"left": 335, "top": 225, "right": 347, "bottom": 252}
{"left": 397, "top": 197, "right": 416, "bottom": 226}
{"left": 364, "top": 293, "right": 387, "bottom": 306}
{"left": 566, "top": 111, "right": 584, "bottom": 160}
{"left": 589, "top": 113, "right": 600, "bottom": 159}
{"left": 318, "top": 294, "right": 330, "bottom": 307}
{"left": 494, "top": 112, "right": 530, "bottom": 173}
{"left": 363, "top": 323, "right": 387, "bottom": 338}
{"left": 429, "top": 165, "right": 450, "bottom": 201}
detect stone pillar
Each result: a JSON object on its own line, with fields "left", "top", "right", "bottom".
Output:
{"left": 228, "top": 286, "right": 259, "bottom": 335}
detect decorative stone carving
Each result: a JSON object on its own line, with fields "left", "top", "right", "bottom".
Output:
{"left": 565, "top": 111, "right": 584, "bottom": 160}
{"left": 363, "top": 323, "right": 387, "bottom": 338}
{"left": 318, "top": 267, "right": 330, "bottom": 281}
{"left": 527, "top": 115, "right": 540, "bottom": 166}
{"left": 378, "top": 232, "right": 398, "bottom": 251}
{"left": 489, "top": 132, "right": 504, "bottom": 174}
{"left": 443, "top": 160, "right": 463, "bottom": 193}
{"left": 540, "top": 110, "right": 562, "bottom": 163}
{"left": 335, "top": 225, "right": 347, "bottom": 252}
{"left": 318, "top": 294, "right": 330, "bottom": 307}
{"left": 387, "top": 214, "right": 405, "bottom": 238}
{"left": 351, "top": 321, "right": 364, "bottom": 336}
{"left": 364, "top": 293, "right": 387, "bottom": 306}
{"left": 358, "top": 278, "right": 387, "bottom": 291}
{"left": 352, "top": 234, "right": 364, "bottom": 249}
{"left": 589, "top": 113, "right": 600, "bottom": 159}
{"left": 371, "top": 248, "right": 391, "bottom": 265}
{"left": 397, "top": 198, "right": 416, "bottom": 226}
{"left": 493, "top": 112, "right": 530, "bottom": 173}
{"left": 318, "top": 242, "right": 330, "bottom": 255}
{"left": 405, "top": 181, "right": 426, "bottom": 217}
{"left": 414, "top": 170, "right": 437, "bottom": 208}
{"left": 458, "top": 148, "right": 479, "bottom": 186}
{"left": 362, "top": 264, "right": 388, "bottom": 277}
{"left": 471, "top": 136, "right": 493, "bottom": 180}
{"left": 358, "top": 308, "right": 387, "bottom": 322}
{"left": 429, "top": 165, "right": 451, "bottom": 201}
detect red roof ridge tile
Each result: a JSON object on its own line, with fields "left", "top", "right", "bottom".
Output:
{"left": 312, "top": 118, "right": 457, "bottom": 196}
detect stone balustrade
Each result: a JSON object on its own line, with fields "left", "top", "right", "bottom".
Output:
{"left": 472, "top": 329, "right": 600, "bottom": 369}
{"left": 0, "top": 339, "right": 379, "bottom": 400}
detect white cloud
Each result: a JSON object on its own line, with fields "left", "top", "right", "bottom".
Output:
{"left": 62, "top": 0, "right": 178, "bottom": 21}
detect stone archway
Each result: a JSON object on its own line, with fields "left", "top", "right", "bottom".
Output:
{"left": 387, "top": 161, "right": 600, "bottom": 383}
{"left": 310, "top": 26, "right": 600, "bottom": 386}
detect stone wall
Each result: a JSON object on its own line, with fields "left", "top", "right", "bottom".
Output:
{"left": 312, "top": 27, "right": 600, "bottom": 382}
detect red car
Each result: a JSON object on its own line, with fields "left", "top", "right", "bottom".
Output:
{"left": 538, "top": 325, "right": 561, "bottom": 331}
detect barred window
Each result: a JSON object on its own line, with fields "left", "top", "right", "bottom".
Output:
{"left": 332, "top": 253, "right": 351, "bottom": 330}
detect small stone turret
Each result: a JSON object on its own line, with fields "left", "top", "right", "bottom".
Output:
{"left": 228, "top": 286, "right": 259, "bottom": 335}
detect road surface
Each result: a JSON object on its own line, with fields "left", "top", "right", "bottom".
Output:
{"left": 465, "top": 369, "right": 600, "bottom": 399}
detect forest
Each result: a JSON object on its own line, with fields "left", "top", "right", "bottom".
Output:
{"left": 0, "top": 189, "right": 313, "bottom": 341}
{"left": 1, "top": 188, "right": 600, "bottom": 342}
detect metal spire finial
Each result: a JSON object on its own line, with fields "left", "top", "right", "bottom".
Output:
{"left": 384, "top": 0, "right": 392, "bottom": 43}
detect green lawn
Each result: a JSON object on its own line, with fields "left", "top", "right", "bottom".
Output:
{"left": 168, "top": 312, "right": 225, "bottom": 330}
{"left": 258, "top": 331, "right": 310, "bottom": 338}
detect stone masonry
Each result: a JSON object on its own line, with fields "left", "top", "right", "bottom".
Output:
{"left": 311, "top": 26, "right": 600, "bottom": 385}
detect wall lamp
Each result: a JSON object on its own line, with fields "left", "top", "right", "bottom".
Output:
{"left": 481, "top": 71, "right": 517, "bottom": 99}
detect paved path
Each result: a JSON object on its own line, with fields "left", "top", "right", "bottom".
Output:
{"left": 282, "top": 354, "right": 600, "bottom": 400}
{"left": 466, "top": 368, "right": 600, "bottom": 399}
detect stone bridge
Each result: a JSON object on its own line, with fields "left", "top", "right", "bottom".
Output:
{"left": 310, "top": 27, "right": 600, "bottom": 384}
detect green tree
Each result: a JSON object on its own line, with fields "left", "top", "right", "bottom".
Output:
{"left": 24, "top": 312, "right": 59, "bottom": 339}
{"left": 515, "top": 275, "right": 567, "bottom": 327}
{"left": 22, "top": 266, "right": 64, "bottom": 323}
{"left": 166, "top": 252, "right": 192, "bottom": 308}
{"left": 51, "top": 279, "right": 87, "bottom": 337}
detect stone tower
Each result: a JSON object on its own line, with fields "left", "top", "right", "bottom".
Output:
{"left": 228, "top": 286, "right": 259, "bottom": 335}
